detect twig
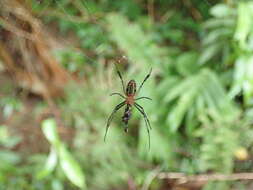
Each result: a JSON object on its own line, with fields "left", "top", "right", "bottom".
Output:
{"left": 141, "top": 168, "right": 161, "bottom": 190}
{"left": 158, "top": 172, "right": 253, "bottom": 184}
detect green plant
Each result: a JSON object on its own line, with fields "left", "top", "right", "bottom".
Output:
{"left": 2, "top": 0, "right": 253, "bottom": 189}
{"left": 41, "top": 118, "right": 86, "bottom": 189}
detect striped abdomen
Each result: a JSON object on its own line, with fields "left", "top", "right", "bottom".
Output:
{"left": 122, "top": 104, "right": 132, "bottom": 132}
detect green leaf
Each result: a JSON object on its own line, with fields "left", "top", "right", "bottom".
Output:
{"left": 230, "top": 56, "right": 253, "bottom": 105}
{"left": 37, "top": 148, "right": 58, "bottom": 179}
{"left": 203, "top": 18, "right": 234, "bottom": 29}
{"left": 198, "top": 43, "right": 222, "bottom": 64}
{"left": 106, "top": 13, "right": 166, "bottom": 71}
{"left": 234, "top": 2, "right": 253, "bottom": 49}
{"left": 176, "top": 52, "right": 199, "bottom": 76}
{"left": 51, "top": 179, "right": 64, "bottom": 190}
{"left": 185, "top": 106, "right": 198, "bottom": 135}
{"left": 0, "top": 150, "right": 21, "bottom": 165}
{"left": 41, "top": 118, "right": 86, "bottom": 188}
{"left": 59, "top": 145, "right": 86, "bottom": 189}
{"left": 167, "top": 87, "right": 197, "bottom": 132}
{"left": 41, "top": 119, "right": 60, "bottom": 147}
{"left": 0, "top": 125, "right": 22, "bottom": 148}
{"left": 139, "top": 125, "right": 175, "bottom": 167}
{"left": 164, "top": 77, "right": 197, "bottom": 103}
{"left": 203, "top": 28, "right": 232, "bottom": 46}
{"left": 210, "top": 4, "right": 234, "bottom": 18}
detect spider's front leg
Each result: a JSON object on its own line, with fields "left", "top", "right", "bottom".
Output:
{"left": 104, "top": 101, "right": 126, "bottom": 141}
{"left": 110, "top": 92, "right": 125, "bottom": 99}
{"left": 114, "top": 63, "right": 126, "bottom": 94}
{"left": 137, "top": 68, "right": 152, "bottom": 95}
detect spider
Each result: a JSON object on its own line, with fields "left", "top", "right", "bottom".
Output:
{"left": 104, "top": 63, "right": 152, "bottom": 148}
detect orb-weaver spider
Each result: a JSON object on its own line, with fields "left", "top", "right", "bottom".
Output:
{"left": 104, "top": 63, "right": 152, "bottom": 148}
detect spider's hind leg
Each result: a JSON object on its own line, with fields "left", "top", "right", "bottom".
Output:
{"left": 104, "top": 101, "right": 126, "bottom": 142}
{"left": 134, "top": 103, "right": 151, "bottom": 149}
{"left": 135, "top": 97, "right": 152, "bottom": 101}
{"left": 134, "top": 103, "right": 152, "bottom": 130}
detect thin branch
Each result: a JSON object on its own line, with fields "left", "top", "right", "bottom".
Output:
{"left": 141, "top": 168, "right": 161, "bottom": 190}
{"left": 158, "top": 172, "right": 253, "bottom": 183}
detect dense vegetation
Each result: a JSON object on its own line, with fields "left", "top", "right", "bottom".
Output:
{"left": 1, "top": 0, "right": 253, "bottom": 189}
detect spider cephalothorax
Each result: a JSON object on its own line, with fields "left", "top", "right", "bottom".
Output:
{"left": 104, "top": 63, "right": 152, "bottom": 148}
{"left": 126, "top": 80, "right": 136, "bottom": 96}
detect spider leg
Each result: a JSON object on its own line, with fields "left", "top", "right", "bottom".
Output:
{"left": 104, "top": 101, "right": 126, "bottom": 142}
{"left": 134, "top": 103, "right": 152, "bottom": 130}
{"left": 137, "top": 68, "right": 152, "bottom": 95}
{"left": 134, "top": 103, "right": 151, "bottom": 150}
{"left": 114, "top": 63, "right": 126, "bottom": 94}
{"left": 135, "top": 97, "right": 152, "bottom": 101}
{"left": 110, "top": 92, "right": 125, "bottom": 99}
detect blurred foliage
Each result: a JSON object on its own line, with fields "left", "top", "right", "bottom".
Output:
{"left": 41, "top": 118, "right": 86, "bottom": 188}
{"left": 1, "top": 0, "right": 253, "bottom": 189}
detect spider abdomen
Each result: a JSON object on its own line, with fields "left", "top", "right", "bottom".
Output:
{"left": 122, "top": 105, "right": 132, "bottom": 132}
